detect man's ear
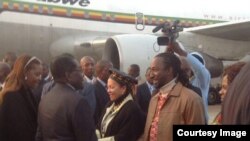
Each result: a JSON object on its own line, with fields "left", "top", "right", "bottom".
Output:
{"left": 65, "top": 71, "right": 71, "bottom": 81}
{"left": 166, "top": 67, "right": 173, "bottom": 76}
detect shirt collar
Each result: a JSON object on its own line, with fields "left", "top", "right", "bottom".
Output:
{"left": 44, "top": 74, "right": 51, "bottom": 81}
{"left": 146, "top": 81, "right": 155, "bottom": 92}
{"left": 97, "top": 77, "right": 106, "bottom": 87}
{"left": 84, "top": 75, "right": 95, "bottom": 83}
{"left": 146, "top": 81, "right": 152, "bottom": 87}
{"left": 159, "top": 77, "right": 177, "bottom": 96}
{"left": 66, "top": 83, "right": 76, "bottom": 91}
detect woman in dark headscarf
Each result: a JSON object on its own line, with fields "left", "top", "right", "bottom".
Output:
{"left": 96, "top": 69, "right": 145, "bottom": 141}
{"left": 0, "top": 55, "right": 42, "bottom": 141}
{"left": 222, "top": 61, "right": 250, "bottom": 124}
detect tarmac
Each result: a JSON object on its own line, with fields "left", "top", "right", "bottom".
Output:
{"left": 208, "top": 104, "right": 221, "bottom": 124}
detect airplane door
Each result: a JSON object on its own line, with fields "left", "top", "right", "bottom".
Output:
{"left": 135, "top": 12, "right": 145, "bottom": 31}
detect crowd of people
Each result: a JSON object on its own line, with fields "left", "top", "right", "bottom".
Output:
{"left": 0, "top": 39, "right": 249, "bottom": 141}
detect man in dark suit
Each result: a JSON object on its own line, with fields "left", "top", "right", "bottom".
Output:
{"left": 33, "top": 63, "right": 52, "bottom": 103}
{"left": 80, "top": 56, "right": 96, "bottom": 83}
{"left": 136, "top": 67, "right": 155, "bottom": 114}
{"left": 78, "top": 80, "right": 96, "bottom": 117}
{"left": 36, "top": 54, "right": 97, "bottom": 141}
{"left": 93, "top": 60, "right": 113, "bottom": 125}
{"left": 128, "top": 64, "right": 143, "bottom": 84}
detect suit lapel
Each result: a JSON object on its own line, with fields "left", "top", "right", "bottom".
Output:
{"left": 145, "top": 94, "right": 158, "bottom": 134}
{"left": 142, "top": 83, "right": 151, "bottom": 99}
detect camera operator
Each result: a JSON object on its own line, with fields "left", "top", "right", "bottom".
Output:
{"left": 153, "top": 21, "right": 210, "bottom": 123}
{"left": 167, "top": 41, "right": 211, "bottom": 124}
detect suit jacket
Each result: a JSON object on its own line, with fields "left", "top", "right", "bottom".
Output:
{"left": 33, "top": 78, "right": 51, "bottom": 103}
{"left": 78, "top": 81, "right": 96, "bottom": 116}
{"left": 0, "top": 86, "right": 38, "bottom": 141}
{"left": 93, "top": 80, "right": 109, "bottom": 125}
{"left": 143, "top": 82, "right": 205, "bottom": 141}
{"left": 37, "top": 83, "right": 97, "bottom": 141}
{"left": 136, "top": 82, "right": 152, "bottom": 114}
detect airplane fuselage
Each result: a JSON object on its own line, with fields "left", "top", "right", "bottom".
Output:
{"left": 1, "top": 0, "right": 250, "bottom": 76}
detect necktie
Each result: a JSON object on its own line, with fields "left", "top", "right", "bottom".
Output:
{"left": 149, "top": 94, "right": 167, "bottom": 141}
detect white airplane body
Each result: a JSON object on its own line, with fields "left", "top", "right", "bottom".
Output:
{"left": 1, "top": 0, "right": 250, "bottom": 78}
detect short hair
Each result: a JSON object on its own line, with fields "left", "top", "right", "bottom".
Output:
{"left": 3, "top": 52, "right": 17, "bottom": 61}
{"left": 129, "top": 64, "right": 140, "bottom": 71}
{"left": 222, "top": 62, "right": 246, "bottom": 84}
{"left": 50, "top": 55, "right": 77, "bottom": 80}
{"left": 80, "top": 56, "right": 95, "bottom": 64}
{"left": 95, "top": 60, "right": 112, "bottom": 76}
{"left": 0, "top": 62, "right": 10, "bottom": 71}
{"left": 2, "top": 52, "right": 17, "bottom": 68}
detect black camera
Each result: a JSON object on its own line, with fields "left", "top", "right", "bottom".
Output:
{"left": 157, "top": 36, "right": 170, "bottom": 45}
{"left": 153, "top": 20, "right": 183, "bottom": 45}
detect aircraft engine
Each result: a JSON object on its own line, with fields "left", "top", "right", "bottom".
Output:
{"left": 198, "top": 52, "right": 223, "bottom": 78}
{"left": 103, "top": 34, "right": 165, "bottom": 80}
{"left": 50, "top": 34, "right": 223, "bottom": 79}
{"left": 103, "top": 34, "right": 223, "bottom": 78}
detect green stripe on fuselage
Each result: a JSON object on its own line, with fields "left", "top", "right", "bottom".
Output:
{"left": 1, "top": 0, "right": 225, "bottom": 27}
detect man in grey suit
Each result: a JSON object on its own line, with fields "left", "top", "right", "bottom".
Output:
{"left": 36, "top": 54, "right": 97, "bottom": 141}
{"left": 136, "top": 68, "right": 155, "bottom": 114}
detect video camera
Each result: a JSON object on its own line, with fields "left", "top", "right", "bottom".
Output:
{"left": 152, "top": 20, "right": 183, "bottom": 45}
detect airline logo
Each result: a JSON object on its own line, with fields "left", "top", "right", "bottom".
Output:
{"left": 0, "top": 0, "right": 220, "bottom": 27}
{"left": 13, "top": 0, "right": 90, "bottom": 8}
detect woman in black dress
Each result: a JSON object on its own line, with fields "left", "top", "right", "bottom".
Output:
{"left": 0, "top": 55, "right": 42, "bottom": 141}
{"left": 97, "top": 69, "right": 145, "bottom": 141}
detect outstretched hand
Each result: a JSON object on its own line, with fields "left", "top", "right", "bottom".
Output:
{"left": 165, "top": 42, "right": 174, "bottom": 54}
{"left": 165, "top": 41, "right": 187, "bottom": 56}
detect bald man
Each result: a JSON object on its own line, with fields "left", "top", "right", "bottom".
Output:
{"left": 128, "top": 64, "right": 143, "bottom": 84}
{"left": 79, "top": 56, "right": 97, "bottom": 115}
{"left": 80, "top": 56, "right": 96, "bottom": 84}
{"left": 2, "top": 52, "right": 17, "bottom": 69}
{"left": 0, "top": 62, "right": 11, "bottom": 90}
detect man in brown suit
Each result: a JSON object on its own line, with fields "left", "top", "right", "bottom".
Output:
{"left": 143, "top": 53, "right": 205, "bottom": 141}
